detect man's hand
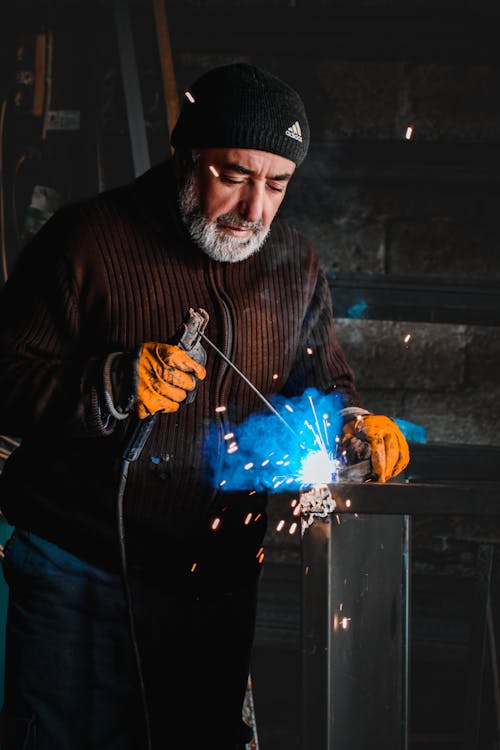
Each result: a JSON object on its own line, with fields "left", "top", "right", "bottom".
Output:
{"left": 136, "top": 342, "right": 206, "bottom": 419}
{"left": 341, "top": 414, "right": 410, "bottom": 483}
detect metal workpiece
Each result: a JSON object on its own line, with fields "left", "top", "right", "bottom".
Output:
{"left": 328, "top": 480, "right": 500, "bottom": 516}
{"left": 298, "top": 459, "right": 500, "bottom": 750}
{"left": 300, "top": 513, "right": 409, "bottom": 750}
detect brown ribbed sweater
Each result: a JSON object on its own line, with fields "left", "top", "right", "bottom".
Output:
{"left": 0, "top": 159, "right": 360, "bottom": 575}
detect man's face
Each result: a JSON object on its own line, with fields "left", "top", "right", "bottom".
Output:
{"left": 178, "top": 147, "right": 296, "bottom": 262}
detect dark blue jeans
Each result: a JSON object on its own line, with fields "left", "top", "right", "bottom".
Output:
{"left": 0, "top": 529, "right": 258, "bottom": 749}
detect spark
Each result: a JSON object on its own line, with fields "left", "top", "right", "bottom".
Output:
{"left": 256, "top": 546, "right": 264, "bottom": 558}
{"left": 210, "top": 517, "right": 222, "bottom": 531}
{"left": 258, "top": 552, "right": 265, "bottom": 563}
{"left": 304, "top": 420, "right": 319, "bottom": 445}
{"left": 341, "top": 617, "right": 351, "bottom": 630}
{"left": 185, "top": 90, "right": 195, "bottom": 103}
{"left": 200, "top": 331, "right": 301, "bottom": 440}
{"left": 292, "top": 504, "right": 301, "bottom": 516}
{"left": 290, "top": 499, "right": 298, "bottom": 507}
{"left": 215, "top": 405, "right": 226, "bottom": 413}
{"left": 249, "top": 491, "right": 256, "bottom": 496}
{"left": 272, "top": 373, "right": 279, "bottom": 380}
{"left": 404, "top": 333, "right": 411, "bottom": 344}
{"left": 405, "top": 125, "right": 413, "bottom": 139}
{"left": 308, "top": 395, "right": 328, "bottom": 454}
{"left": 244, "top": 513, "right": 253, "bottom": 525}
{"left": 254, "top": 513, "right": 261, "bottom": 521}
{"left": 345, "top": 499, "right": 351, "bottom": 508}
{"left": 300, "top": 449, "right": 338, "bottom": 485}
{"left": 209, "top": 165, "right": 219, "bottom": 177}
{"left": 304, "top": 566, "right": 310, "bottom": 575}
{"left": 219, "top": 480, "right": 226, "bottom": 487}
{"left": 306, "top": 347, "right": 313, "bottom": 355}
{"left": 207, "top": 386, "right": 345, "bottom": 492}
{"left": 190, "top": 562, "right": 197, "bottom": 572}
{"left": 323, "top": 415, "right": 331, "bottom": 451}
{"left": 289, "top": 522, "right": 298, "bottom": 535}
{"left": 276, "top": 520, "right": 285, "bottom": 531}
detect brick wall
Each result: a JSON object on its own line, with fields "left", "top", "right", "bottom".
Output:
{"left": 167, "top": 9, "right": 500, "bottom": 448}
{"left": 273, "top": 61, "right": 500, "bottom": 447}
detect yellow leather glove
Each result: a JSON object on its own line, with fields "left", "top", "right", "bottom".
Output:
{"left": 342, "top": 414, "right": 410, "bottom": 483}
{"left": 136, "top": 342, "right": 206, "bottom": 419}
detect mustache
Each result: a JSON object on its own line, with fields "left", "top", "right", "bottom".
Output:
{"left": 216, "top": 213, "right": 264, "bottom": 232}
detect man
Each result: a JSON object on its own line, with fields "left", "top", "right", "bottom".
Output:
{"left": 0, "top": 63, "right": 409, "bottom": 748}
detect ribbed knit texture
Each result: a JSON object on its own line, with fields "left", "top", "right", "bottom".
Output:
{"left": 0, "top": 160, "right": 359, "bottom": 573}
{"left": 171, "top": 63, "right": 310, "bottom": 166}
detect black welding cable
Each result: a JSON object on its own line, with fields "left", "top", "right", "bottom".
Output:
{"left": 116, "top": 457, "right": 152, "bottom": 750}
{"left": 113, "top": 319, "right": 291, "bottom": 750}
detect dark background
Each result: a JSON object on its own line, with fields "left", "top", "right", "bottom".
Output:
{"left": 1, "top": 2, "right": 500, "bottom": 748}
{"left": 2, "top": 0, "right": 499, "bottom": 446}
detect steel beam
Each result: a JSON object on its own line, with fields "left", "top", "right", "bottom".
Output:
{"left": 299, "top": 477, "right": 500, "bottom": 749}
{"left": 329, "top": 481, "right": 500, "bottom": 516}
{"left": 113, "top": 0, "right": 150, "bottom": 177}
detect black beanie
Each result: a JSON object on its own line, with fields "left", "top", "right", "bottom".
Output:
{"left": 170, "top": 63, "right": 310, "bottom": 166}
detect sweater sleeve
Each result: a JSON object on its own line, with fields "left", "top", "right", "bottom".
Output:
{"left": 0, "top": 208, "right": 127, "bottom": 439}
{"left": 283, "top": 262, "right": 362, "bottom": 409}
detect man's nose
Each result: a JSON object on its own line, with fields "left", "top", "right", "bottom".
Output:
{"left": 238, "top": 185, "right": 264, "bottom": 224}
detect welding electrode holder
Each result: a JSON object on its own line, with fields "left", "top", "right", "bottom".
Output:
{"left": 122, "top": 307, "right": 209, "bottom": 463}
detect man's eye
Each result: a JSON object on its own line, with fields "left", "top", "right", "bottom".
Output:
{"left": 220, "top": 175, "right": 244, "bottom": 185}
{"left": 268, "top": 183, "right": 284, "bottom": 193}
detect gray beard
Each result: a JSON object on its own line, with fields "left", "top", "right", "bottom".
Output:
{"left": 178, "top": 171, "right": 270, "bottom": 263}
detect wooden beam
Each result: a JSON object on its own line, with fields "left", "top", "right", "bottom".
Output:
{"left": 152, "top": 0, "right": 179, "bottom": 143}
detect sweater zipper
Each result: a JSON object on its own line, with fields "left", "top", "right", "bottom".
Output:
{"left": 215, "top": 298, "right": 233, "bottom": 457}
{"left": 219, "top": 298, "right": 233, "bottom": 395}
{"left": 207, "top": 267, "right": 234, "bottom": 503}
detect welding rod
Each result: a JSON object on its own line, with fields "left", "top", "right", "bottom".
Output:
{"left": 199, "top": 331, "right": 302, "bottom": 443}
